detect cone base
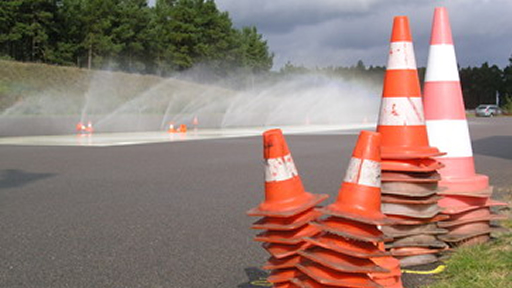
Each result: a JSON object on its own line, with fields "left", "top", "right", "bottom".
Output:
{"left": 438, "top": 185, "right": 493, "bottom": 198}
{"left": 318, "top": 206, "right": 395, "bottom": 226}
{"left": 381, "top": 146, "right": 444, "bottom": 160}
{"left": 382, "top": 158, "right": 444, "bottom": 172}
{"left": 304, "top": 234, "right": 389, "bottom": 259}
{"left": 386, "top": 214, "right": 449, "bottom": 225}
{"left": 439, "top": 214, "right": 507, "bottom": 228}
{"left": 439, "top": 226, "right": 506, "bottom": 243}
{"left": 382, "top": 223, "right": 448, "bottom": 238}
{"left": 439, "top": 174, "right": 489, "bottom": 194}
{"left": 247, "top": 193, "right": 328, "bottom": 218}
{"left": 382, "top": 203, "right": 442, "bottom": 219}
{"left": 397, "top": 254, "right": 439, "bottom": 267}
{"left": 298, "top": 247, "right": 389, "bottom": 273}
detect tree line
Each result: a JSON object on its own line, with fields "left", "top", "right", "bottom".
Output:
{"left": 278, "top": 59, "right": 512, "bottom": 111}
{"left": 0, "top": 0, "right": 274, "bottom": 76}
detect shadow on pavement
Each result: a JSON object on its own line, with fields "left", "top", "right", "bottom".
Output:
{"left": 0, "top": 169, "right": 55, "bottom": 189}
{"left": 473, "top": 136, "right": 512, "bottom": 160}
{"left": 238, "top": 267, "right": 270, "bottom": 288}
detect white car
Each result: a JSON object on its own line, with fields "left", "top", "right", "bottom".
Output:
{"left": 475, "top": 104, "right": 502, "bottom": 117}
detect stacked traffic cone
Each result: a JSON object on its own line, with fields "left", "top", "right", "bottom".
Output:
{"left": 423, "top": 7, "right": 508, "bottom": 247}
{"left": 376, "top": 16, "right": 448, "bottom": 267}
{"left": 292, "top": 131, "right": 404, "bottom": 288}
{"left": 247, "top": 129, "right": 328, "bottom": 287}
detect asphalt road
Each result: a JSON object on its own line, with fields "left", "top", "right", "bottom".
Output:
{"left": 1, "top": 117, "right": 511, "bottom": 288}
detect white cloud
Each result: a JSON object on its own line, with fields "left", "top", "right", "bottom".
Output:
{"left": 216, "top": 0, "right": 512, "bottom": 69}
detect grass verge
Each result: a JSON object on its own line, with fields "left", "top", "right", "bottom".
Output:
{"left": 423, "top": 208, "right": 511, "bottom": 287}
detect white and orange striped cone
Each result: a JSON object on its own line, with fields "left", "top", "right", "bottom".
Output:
{"left": 423, "top": 7, "right": 508, "bottom": 246}
{"left": 376, "top": 16, "right": 447, "bottom": 266}
{"left": 319, "top": 130, "right": 394, "bottom": 226}
{"left": 295, "top": 131, "right": 403, "bottom": 288}
{"left": 377, "top": 16, "right": 443, "bottom": 160}
{"left": 423, "top": 7, "right": 490, "bottom": 194}
{"left": 247, "top": 129, "right": 328, "bottom": 217}
{"left": 247, "top": 129, "right": 328, "bottom": 287}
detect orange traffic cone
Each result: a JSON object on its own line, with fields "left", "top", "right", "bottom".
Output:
{"left": 319, "top": 131, "right": 394, "bottom": 225}
{"left": 76, "top": 122, "right": 85, "bottom": 133}
{"left": 296, "top": 131, "right": 403, "bottom": 288}
{"left": 377, "top": 16, "right": 442, "bottom": 159}
{"left": 247, "top": 129, "right": 328, "bottom": 217}
{"left": 248, "top": 129, "right": 328, "bottom": 288}
{"left": 423, "top": 7, "right": 489, "bottom": 193}
{"left": 178, "top": 124, "right": 187, "bottom": 133}
{"left": 86, "top": 121, "right": 94, "bottom": 133}
{"left": 168, "top": 122, "right": 177, "bottom": 133}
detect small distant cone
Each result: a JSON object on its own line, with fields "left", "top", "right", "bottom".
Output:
{"left": 193, "top": 115, "right": 199, "bottom": 126}
{"left": 76, "top": 122, "right": 84, "bottom": 133}
{"left": 319, "top": 131, "right": 393, "bottom": 225}
{"left": 377, "top": 16, "right": 442, "bottom": 159}
{"left": 178, "top": 124, "right": 187, "bottom": 133}
{"left": 423, "top": 7, "right": 489, "bottom": 193}
{"left": 247, "top": 129, "right": 328, "bottom": 217}
{"left": 86, "top": 121, "right": 94, "bottom": 133}
{"left": 167, "top": 122, "right": 177, "bottom": 133}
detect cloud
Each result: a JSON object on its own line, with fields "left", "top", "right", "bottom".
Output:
{"left": 216, "top": 0, "right": 512, "bottom": 69}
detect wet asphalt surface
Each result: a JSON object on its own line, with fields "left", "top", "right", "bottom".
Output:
{"left": 0, "top": 117, "right": 511, "bottom": 288}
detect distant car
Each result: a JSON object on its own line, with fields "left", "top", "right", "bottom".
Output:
{"left": 475, "top": 104, "right": 502, "bottom": 117}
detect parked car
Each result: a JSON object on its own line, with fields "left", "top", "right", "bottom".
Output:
{"left": 475, "top": 104, "right": 502, "bottom": 117}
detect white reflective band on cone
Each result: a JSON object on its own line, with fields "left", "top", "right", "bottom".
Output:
{"left": 344, "top": 157, "right": 381, "bottom": 188}
{"left": 387, "top": 41, "right": 417, "bottom": 70}
{"left": 426, "top": 120, "right": 473, "bottom": 157}
{"left": 379, "top": 97, "right": 425, "bottom": 126}
{"left": 425, "top": 45, "right": 460, "bottom": 82}
{"left": 265, "top": 154, "right": 299, "bottom": 182}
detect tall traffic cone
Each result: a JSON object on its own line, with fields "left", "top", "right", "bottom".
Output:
{"left": 377, "top": 16, "right": 443, "bottom": 159}
{"left": 248, "top": 129, "right": 328, "bottom": 287}
{"left": 377, "top": 16, "right": 447, "bottom": 266}
{"left": 423, "top": 7, "right": 508, "bottom": 246}
{"left": 423, "top": 7, "right": 488, "bottom": 193}
{"left": 294, "top": 131, "right": 403, "bottom": 288}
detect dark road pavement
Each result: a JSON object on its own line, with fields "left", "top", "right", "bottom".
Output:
{"left": 1, "top": 117, "right": 511, "bottom": 288}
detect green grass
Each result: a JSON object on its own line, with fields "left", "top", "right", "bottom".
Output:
{"left": 424, "top": 204, "right": 512, "bottom": 288}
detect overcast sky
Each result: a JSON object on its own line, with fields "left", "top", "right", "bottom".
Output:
{"left": 151, "top": 0, "right": 512, "bottom": 70}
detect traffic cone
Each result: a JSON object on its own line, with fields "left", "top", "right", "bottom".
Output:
{"left": 319, "top": 130, "right": 394, "bottom": 225}
{"left": 296, "top": 131, "right": 403, "bottom": 288}
{"left": 168, "top": 122, "right": 176, "bottom": 133}
{"left": 423, "top": 8, "right": 509, "bottom": 247}
{"left": 376, "top": 16, "right": 447, "bottom": 266}
{"left": 376, "top": 16, "right": 443, "bottom": 159}
{"left": 423, "top": 7, "right": 489, "bottom": 193}
{"left": 86, "top": 121, "right": 94, "bottom": 133}
{"left": 247, "top": 129, "right": 328, "bottom": 217}
{"left": 248, "top": 129, "right": 328, "bottom": 288}
{"left": 178, "top": 124, "right": 187, "bottom": 133}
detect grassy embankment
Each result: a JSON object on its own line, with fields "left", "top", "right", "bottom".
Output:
{"left": 0, "top": 60, "right": 233, "bottom": 116}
